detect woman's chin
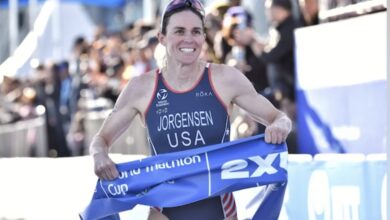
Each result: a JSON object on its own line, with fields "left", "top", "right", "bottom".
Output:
{"left": 177, "top": 56, "right": 199, "bottom": 65}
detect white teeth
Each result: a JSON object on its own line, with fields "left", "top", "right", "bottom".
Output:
{"left": 180, "top": 48, "right": 195, "bottom": 52}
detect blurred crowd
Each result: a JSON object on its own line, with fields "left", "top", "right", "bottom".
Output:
{"left": 0, "top": 0, "right": 320, "bottom": 157}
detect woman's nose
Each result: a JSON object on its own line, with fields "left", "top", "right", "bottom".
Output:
{"left": 182, "top": 32, "right": 194, "bottom": 42}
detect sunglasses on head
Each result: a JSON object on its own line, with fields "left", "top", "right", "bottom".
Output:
{"left": 161, "top": 0, "right": 205, "bottom": 24}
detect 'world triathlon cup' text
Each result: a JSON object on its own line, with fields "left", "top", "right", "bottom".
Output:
{"left": 105, "top": 155, "right": 202, "bottom": 197}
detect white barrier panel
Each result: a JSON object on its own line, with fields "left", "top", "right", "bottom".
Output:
{"left": 0, "top": 116, "right": 47, "bottom": 157}
{"left": 84, "top": 111, "right": 150, "bottom": 156}
{"left": 0, "top": 154, "right": 149, "bottom": 220}
{"left": 0, "top": 154, "right": 386, "bottom": 219}
{"left": 295, "top": 12, "right": 387, "bottom": 154}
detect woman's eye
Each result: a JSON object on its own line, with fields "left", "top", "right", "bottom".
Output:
{"left": 175, "top": 30, "right": 184, "bottom": 34}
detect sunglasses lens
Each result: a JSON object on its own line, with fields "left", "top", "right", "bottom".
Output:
{"left": 163, "top": 0, "right": 205, "bottom": 18}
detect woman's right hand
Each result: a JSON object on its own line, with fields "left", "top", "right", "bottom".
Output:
{"left": 93, "top": 152, "right": 119, "bottom": 180}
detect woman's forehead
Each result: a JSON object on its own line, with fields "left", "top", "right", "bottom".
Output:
{"left": 167, "top": 10, "right": 203, "bottom": 28}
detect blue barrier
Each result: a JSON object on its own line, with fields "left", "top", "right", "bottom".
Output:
{"left": 280, "top": 154, "right": 387, "bottom": 220}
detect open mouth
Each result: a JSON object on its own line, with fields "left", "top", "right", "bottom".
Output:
{"left": 179, "top": 48, "right": 196, "bottom": 53}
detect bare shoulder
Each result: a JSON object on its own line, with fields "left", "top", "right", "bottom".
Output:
{"left": 209, "top": 63, "right": 249, "bottom": 87}
{"left": 128, "top": 70, "right": 157, "bottom": 95}
{"left": 117, "top": 69, "right": 158, "bottom": 111}
{"left": 208, "top": 63, "right": 252, "bottom": 107}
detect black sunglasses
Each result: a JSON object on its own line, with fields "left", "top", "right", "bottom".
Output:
{"left": 161, "top": 0, "right": 205, "bottom": 27}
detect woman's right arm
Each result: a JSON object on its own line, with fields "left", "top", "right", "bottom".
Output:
{"left": 90, "top": 74, "right": 152, "bottom": 180}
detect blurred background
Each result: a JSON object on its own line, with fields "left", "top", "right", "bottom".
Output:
{"left": 0, "top": 0, "right": 387, "bottom": 219}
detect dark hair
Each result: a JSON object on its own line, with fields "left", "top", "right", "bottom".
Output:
{"left": 271, "top": 0, "right": 292, "bottom": 11}
{"left": 161, "top": 7, "right": 205, "bottom": 35}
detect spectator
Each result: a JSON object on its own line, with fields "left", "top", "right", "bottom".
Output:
{"left": 214, "top": 6, "right": 269, "bottom": 93}
{"left": 35, "top": 62, "right": 71, "bottom": 157}
{"left": 298, "top": 0, "right": 319, "bottom": 26}
{"left": 235, "top": 0, "right": 303, "bottom": 104}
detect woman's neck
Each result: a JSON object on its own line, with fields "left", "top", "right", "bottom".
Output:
{"left": 163, "top": 60, "right": 205, "bottom": 90}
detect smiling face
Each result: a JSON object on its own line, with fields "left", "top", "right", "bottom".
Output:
{"left": 159, "top": 10, "right": 205, "bottom": 65}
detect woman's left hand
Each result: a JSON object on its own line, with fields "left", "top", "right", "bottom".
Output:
{"left": 264, "top": 114, "right": 291, "bottom": 144}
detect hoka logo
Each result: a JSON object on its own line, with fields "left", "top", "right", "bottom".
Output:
{"left": 196, "top": 91, "right": 213, "bottom": 97}
{"left": 157, "top": 89, "right": 168, "bottom": 101}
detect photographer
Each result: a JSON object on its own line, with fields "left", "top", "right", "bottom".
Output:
{"left": 214, "top": 6, "right": 269, "bottom": 94}
{"left": 234, "top": 0, "right": 303, "bottom": 102}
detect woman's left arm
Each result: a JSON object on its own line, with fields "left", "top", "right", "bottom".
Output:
{"left": 224, "top": 66, "right": 292, "bottom": 144}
